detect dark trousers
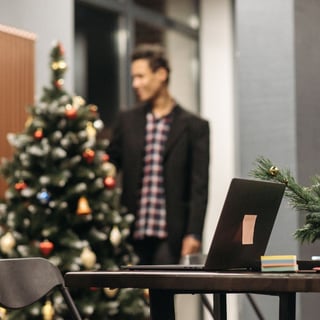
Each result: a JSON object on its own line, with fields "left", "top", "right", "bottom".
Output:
{"left": 133, "top": 237, "right": 180, "bottom": 265}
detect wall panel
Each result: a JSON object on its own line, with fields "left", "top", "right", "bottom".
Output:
{"left": 0, "top": 25, "right": 36, "bottom": 197}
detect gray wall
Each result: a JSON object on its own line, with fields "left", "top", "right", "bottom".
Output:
{"left": 235, "top": 0, "right": 298, "bottom": 318}
{"left": 0, "top": 0, "right": 74, "bottom": 98}
{"left": 295, "top": 0, "right": 320, "bottom": 318}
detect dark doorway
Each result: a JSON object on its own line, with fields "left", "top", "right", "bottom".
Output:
{"left": 75, "top": 3, "right": 119, "bottom": 132}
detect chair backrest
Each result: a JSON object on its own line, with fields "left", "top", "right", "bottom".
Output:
{"left": 0, "top": 257, "right": 81, "bottom": 320}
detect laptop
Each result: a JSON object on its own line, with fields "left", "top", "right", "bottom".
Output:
{"left": 122, "top": 178, "right": 286, "bottom": 272}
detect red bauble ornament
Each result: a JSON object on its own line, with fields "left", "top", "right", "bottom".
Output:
{"left": 82, "top": 149, "right": 95, "bottom": 163}
{"left": 65, "top": 105, "right": 77, "bottom": 119}
{"left": 54, "top": 79, "right": 64, "bottom": 89}
{"left": 34, "top": 128, "right": 43, "bottom": 140}
{"left": 57, "top": 42, "right": 65, "bottom": 55}
{"left": 104, "top": 287, "right": 119, "bottom": 298}
{"left": 39, "top": 240, "right": 54, "bottom": 256}
{"left": 89, "top": 104, "right": 98, "bottom": 113}
{"left": 15, "top": 181, "right": 27, "bottom": 191}
{"left": 102, "top": 153, "right": 110, "bottom": 162}
{"left": 104, "top": 176, "right": 116, "bottom": 189}
{"left": 144, "top": 288, "right": 150, "bottom": 301}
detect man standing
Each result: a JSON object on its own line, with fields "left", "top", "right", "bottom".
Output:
{"left": 107, "top": 43, "right": 210, "bottom": 264}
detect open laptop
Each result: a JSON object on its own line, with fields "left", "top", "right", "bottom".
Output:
{"left": 122, "top": 178, "right": 286, "bottom": 272}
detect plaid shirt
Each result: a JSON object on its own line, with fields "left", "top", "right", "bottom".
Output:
{"left": 133, "top": 111, "right": 173, "bottom": 239}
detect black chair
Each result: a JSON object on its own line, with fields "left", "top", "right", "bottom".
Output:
{"left": 0, "top": 257, "right": 82, "bottom": 320}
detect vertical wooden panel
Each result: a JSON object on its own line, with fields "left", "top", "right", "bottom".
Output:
{"left": 0, "top": 25, "right": 36, "bottom": 197}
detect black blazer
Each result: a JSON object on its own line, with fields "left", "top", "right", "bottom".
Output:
{"left": 107, "top": 103, "right": 210, "bottom": 256}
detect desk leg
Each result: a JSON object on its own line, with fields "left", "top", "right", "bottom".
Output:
{"left": 279, "top": 293, "right": 296, "bottom": 320}
{"left": 213, "top": 293, "right": 227, "bottom": 320}
{"left": 149, "top": 289, "right": 175, "bottom": 320}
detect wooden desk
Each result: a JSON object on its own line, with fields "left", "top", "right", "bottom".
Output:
{"left": 64, "top": 270, "right": 320, "bottom": 320}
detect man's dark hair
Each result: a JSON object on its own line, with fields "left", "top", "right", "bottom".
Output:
{"left": 131, "top": 43, "right": 171, "bottom": 82}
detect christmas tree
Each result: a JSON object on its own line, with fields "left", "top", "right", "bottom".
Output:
{"left": 0, "top": 42, "right": 149, "bottom": 320}
{"left": 251, "top": 156, "right": 320, "bottom": 243}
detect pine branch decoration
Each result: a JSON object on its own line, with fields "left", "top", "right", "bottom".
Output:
{"left": 251, "top": 156, "right": 320, "bottom": 243}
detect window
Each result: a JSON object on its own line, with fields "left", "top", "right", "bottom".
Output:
{"left": 134, "top": 0, "right": 199, "bottom": 28}
{"left": 74, "top": 0, "right": 200, "bottom": 135}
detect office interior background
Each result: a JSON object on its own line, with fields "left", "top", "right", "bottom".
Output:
{"left": 1, "top": 0, "right": 320, "bottom": 319}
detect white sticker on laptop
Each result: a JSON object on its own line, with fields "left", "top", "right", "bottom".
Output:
{"left": 242, "top": 214, "right": 257, "bottom": 245}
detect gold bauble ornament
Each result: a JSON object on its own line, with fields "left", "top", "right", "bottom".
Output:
{"left": 51, "top": 60, "right": 67, "bottom": 71}
{"left": 110, "top": 226, "right": 122, "bottom": 247}
{"left": 80, "top": 247, "right": 96, "bottom": 269}
{"left": 25, "top": 115, "right": 33, "bottom": 128}
{"left": 76, "top": 196, "right": 92, "bottom": 215}
{"left": 102, "top": 162, "right": 116, "bottom": 177}
{"left": 0, "top": 232, "right": 16, "bottom": 254}
{"left": 86, "top": 122, "right": 96, "bottom": 140}
{"left": 269, "top": 166, "right": 279, "bottom": 176}
{"left": 42, "top": 300, "right": 54, "bottom": 320}
{"left": 104, "top": 287, "right": 119, "bottom": 298}
{"left": 0, "top": 307, "right": 7, "bottom": 319}
{"left": 72, "top": 95, "right": 85, "bottom": 109}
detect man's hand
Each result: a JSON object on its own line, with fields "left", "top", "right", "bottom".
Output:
{"left": 181, "top": 235, "right": 201, "bottom": 256}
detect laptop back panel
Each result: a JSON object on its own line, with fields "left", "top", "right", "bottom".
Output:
{"left": 121, "top": 178, "right": 285, "bottom": 272}
{"left": 203, "top": 178, "right": 285, "bottom": 271}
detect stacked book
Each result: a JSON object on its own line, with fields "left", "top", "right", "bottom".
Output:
{"left": 261, "top": 255, "right": 298, "bottom": 272}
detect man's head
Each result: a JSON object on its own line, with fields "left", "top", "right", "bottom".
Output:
{"left": 131, "top": 43, "right": 171, "bottom": 102}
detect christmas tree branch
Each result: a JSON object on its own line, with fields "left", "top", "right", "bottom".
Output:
{"left": 251, "top": 156, "right": 320, "bottom": 242}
